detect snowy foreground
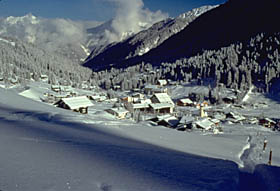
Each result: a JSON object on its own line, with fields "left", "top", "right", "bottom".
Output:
{"left": 0, "top": 86, "right": 280, "bottom": 191}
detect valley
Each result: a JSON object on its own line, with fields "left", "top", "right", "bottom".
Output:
{"left": 1, "top": 0, "right": 280, "bottom": 190}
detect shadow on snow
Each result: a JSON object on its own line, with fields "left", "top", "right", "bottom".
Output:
{"left": 0, "top": 106, "right": 279, "bottom": 190}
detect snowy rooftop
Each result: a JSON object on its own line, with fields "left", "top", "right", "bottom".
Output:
{"left": 140, "top": 99, "right": 152, "bottom": 104}
{"left": 159, "top": 116, "right": 179, "bottom": 127}
{"left": 152, "top": 93, "right": 174, "bottom": 105}
{"left": 195, "top": 118, "right": 214, "bottom": 130}
{"left": 179, "top": 116, "right": 195, "bottom": 124}
{"left": 144, "top": 84, "right": 158, "bottom": 89}
{"left": 179, "top": 98, "right": 193, "bottom": 104}
{"left": 150, "top": 103, "right": 174, "bottom": 110}
{"left": 157, "top": 79, "right": 167, "bottom": 85}
{"left": 210, "top": 118, "right": 220, "bottom": 124}
{"left": 227, "top": 112, "right": 246, "bottom": 121}
{"left": 49, "top": 92, "right": 70, "bottom": 98}
{"left": 214, "top": 113, "right": 226, "bottom": 120}
{"left": 61, "top": 96, "right": 94, "bottom": 110}
{"left": 131, "top": 103, "right": 150, "bottom": 109}
{"left": 157, "top": 114, "right": 173, "bottom": 121}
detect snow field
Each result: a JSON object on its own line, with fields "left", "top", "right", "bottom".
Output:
{"left": 0, "top": 84, "right": 280, "bottom": 190}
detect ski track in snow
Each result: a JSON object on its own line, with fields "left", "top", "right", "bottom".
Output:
{"left": 239, "top": 135, "right": 257, "bottom": 173}
{"left": 238, "top": 131, "right": 276, "bottom": 174}
{"left": 238, "top": 136, "right": 251, "bottom": 169}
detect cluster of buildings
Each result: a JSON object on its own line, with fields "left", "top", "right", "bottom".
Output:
{"left": 42, "top": 83, "right": 103, "bottom": 114}
{"left": 41, "top": 79, "right": 280, "bottom": 133}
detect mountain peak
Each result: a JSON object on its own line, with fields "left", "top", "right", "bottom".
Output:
{"left": 178, "top": 5, "right": 219, "bottom": 19}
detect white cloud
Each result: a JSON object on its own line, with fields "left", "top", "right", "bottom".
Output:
{"left": 0, "top": 14, "right": 98, "bottom": 56}
{"left": 104, "top": 0, "right": 168, "bottom": 43}
{"left": 0, "top": 0, "right": 168, "bottom": 56}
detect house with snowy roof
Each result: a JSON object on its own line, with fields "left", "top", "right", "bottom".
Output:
{"left": 40, "top": 74, "right": 48, "bottom": 83}
{"left": 259, "top": 118, "right": 276, "bottom": 128}
{"left": 194, "top": 118, "right": 215, "bottom": 131}
{"left": 55, "top": 96, "right": 94, "bottom": 114}
{"left": 46, "top": 91, "right": 71, "bottom": 102}
{"left": 226, "top": 112, "right": 246, "bottom": 123}
{"left": 150, "top": 93, "right": 175, "bottom": 113}
{"left": 157, "top": 115, "right": 179, "bottom": 128}
{"left": 157, "top": 79, "right": 168, "bottom": 86}
{"left": 177, "top": 98, "right": 194, "bottom": 107}
{"left": 126, "top": 103, "right": 150, "bottom": 113}
{"left": 178, "top": 116, "right": 195, "bottom": 130}
{"left": 150, "top": 103, "right": 174, "bottom": 114}
{"left": 144, "top": 84, "right": 158, "bottom": 94}
{"left": 151, "top": 93, "right": 174, "bottom": 105}
{"left": 51, "top": 85, "right": 61, "bottom": 92}
{"left": 106, "top": 107, "right": 129, "bottom": 119}
{"left": 88, "top": 95, "right": 107, "bottom": 102}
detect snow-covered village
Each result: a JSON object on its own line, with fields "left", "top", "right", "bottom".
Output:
{"left": 1, "top": 0, "right": 280, "bottom": 190}
{"left": 12, "top": 73, "right": 280, "bottom": 135}
{"left": 1, "top": 68, "right": 280, "bottom": 190}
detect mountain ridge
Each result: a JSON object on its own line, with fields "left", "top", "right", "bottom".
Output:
{"left": 143, "top": 0, "right": 280, "bottom": 63}
{"left": 84, "top": 0, "right": 280, "bottom": 71}
{"left": 84, "top": 5, "right": 218, "bottom": 71}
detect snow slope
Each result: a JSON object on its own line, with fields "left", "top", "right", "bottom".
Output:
{"left": 0, "top": 86, "right": 279, "bottom": 190}
{"left": 0, "top": 37, "right": 16, "bottom": 46}
{"left": 0, "top": 87, "right": 240, "bottom": 191}
{"left": 13, "top": 83, "right": 247, "bottom": 166}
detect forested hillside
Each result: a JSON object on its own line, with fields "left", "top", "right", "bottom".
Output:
{"left": 87, "top": 32, "right": 280, "bottom": 95}
{"left": 0, "top": 36, "right": 93, "bottom": 87}
{"left": 159, "top": 32, "right": 280, "bottom": 93}
{"left": 83, "top": 0, "right": 280, "bottom": 94}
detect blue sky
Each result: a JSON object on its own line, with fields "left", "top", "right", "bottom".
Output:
{"left": 0, "top": 0, "right": 226, "bottom": 21}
